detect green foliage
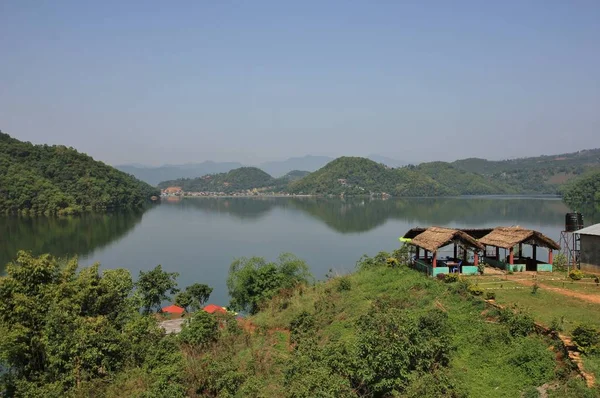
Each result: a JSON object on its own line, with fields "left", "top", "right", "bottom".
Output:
{"left": 0, "top": 131, "right": 159, "bottom": 215}
{"left": 137, "top": 265, "right": 179, "bottom": 314}
{"left": 468, "top": 284, "right": 484, "bottom": 296}
{"left": 508, "top": 337, "right": 556, "bottom": 384}
{"left": 550, "top": 317, "right": 565, "bottom": 333}
{"left": 498, "top": 308, "right": 536, "bottom": 337}
{"left": 157, "top": 167, "right": 276, "bottom": 193}
{"left": 336, "top": 276, "right": 352, "bottom": 292}
{"left": 0, "top": 251, "right": 187, "bottom": 396}
{"left": 562, "top": 169, "right": 600, "bottom": 205}
{"left": 354, "top": 308, "right": 453, "bottom": 396}
{"left": 569, "top": 269, "right": 584, "bottom": 281}
{"left": 444, "top": 273, "right": 459, "bottom": 283}
{"left": 485, "top": 291, "right": 496, "bottom": 300}
{"left": 553, "top": 253, "right": 568, "bottom": 272}
{"left": 287, "top": 156, "right": 513, "bottom": 197}
{"left": 227, "top": 253, "right": 312, "bottom": 314}
{"left": 454, "top": 149, "right": 600, "bottom": 194}
{"left": 356, "top": 251, "right": 391, "bottom": 270}
{"left": 572, "top": 324, "right": 600, "bottom": 354}
{"left": 392, "top": 243, "right": 411, "bottom": 265}
{"left": 477, "top": 262, "right": 485, "bottom": 274}
{"left": 532, "top": 282, "right": 540, "bottom": 294}
{"left": 175, "top": 283, "right": 213, "bottom": 312}
{"left": 178, "top": 311, "right": 220, "bottom": 347}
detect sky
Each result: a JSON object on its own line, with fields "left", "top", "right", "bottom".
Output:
{"left": 1, "top": 1, "right": 599, "bottom": 166}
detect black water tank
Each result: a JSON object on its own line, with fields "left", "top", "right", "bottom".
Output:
{"left": 565, "top": 212, "right": 584, "bottom": 232}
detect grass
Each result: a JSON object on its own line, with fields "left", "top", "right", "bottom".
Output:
{"left": 219, "top": 265, "right": 594, "bottom": 397}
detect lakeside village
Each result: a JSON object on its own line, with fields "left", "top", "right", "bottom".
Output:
{"left": 160, "top": 186, "right": 294, "bottom": 197}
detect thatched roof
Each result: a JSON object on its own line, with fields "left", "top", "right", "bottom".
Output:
{"left": 410, "top": 226, "right": 485, "bottom": 253}
{"left": 402, "top": 227, "right": 427, "bottom": 240}
{"left": 479, "top": 227, "right": 560, "bottom": 250}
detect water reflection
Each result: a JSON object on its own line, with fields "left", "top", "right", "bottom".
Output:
{"left": 167, "top": 196, "right": 574, "bottom": 233}
{"left": 1, "top": 210, "right": 145, "bottom": 271}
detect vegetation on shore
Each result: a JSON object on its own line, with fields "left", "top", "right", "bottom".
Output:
{"left": 158, "top": 168, "right": 308, "bottom": 194}
{"left": 287, "top": 157, "right": 514, "bottom": 196}
{"left": 561, "top": 169, "right": 600, "bottom": 207}
{"left": 0, "top": 132, "right": 159, "bottom": 215}
{"left": 2, "top": 250, "right": 599, "bottom": 397}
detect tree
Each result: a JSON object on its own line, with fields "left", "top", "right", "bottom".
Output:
{"left": 136, "top": 265, "right": 179, "bottom": 314}
{"left": 175, "top": 283, "right": 213, "bottom": 312}
{"left": 227, "top": 253, "right": 312, "bottom": 314}
{"left": 178, "top": 311, "right": 219, "bottom": 347}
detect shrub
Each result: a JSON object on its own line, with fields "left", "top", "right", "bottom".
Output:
{"left": 468, "top": 284, "right": 484, "bottom": 296}
{"left": 289, "top": 311, "right": 316, "bottom": 347}
{"left": 436, "top": 273, "right": 446, "bottom": 281}
{"left": 386, "top": 257, "right": 399, "bottom": 267}
{"left": 499, "top": 308, "right": 535, "bottom": 337}
{"left": 569, "top": 269, "right": 584, "bottom": 281}
{"left": 531, "top": 282, "right": 540, "bottom": 295}
{"left": 572, "top": 324, "right": 600, "bottom": 354}
{"left": 178, "top": 311, "right": 219, "bottom": 347}
{"left": 485, "top": 291, "right": 496, "bottom": 300}
{"left": 337, "top": 276, "right": 352, "bottom": 292}
{"left": 553, "top": 253, "right": 568, "bottom": 272}
{"left": 392, "top": 244, "right": 411, "bottom": 265}
{"left": 550, "top": 317, "right": 565, "bottom": 333}
{"left": 444, "top": 273, "right": 459, "bottom": 283}
{"left": 508, "top": 337, "right": 555, "bottom": 385}
{"left": 477, "top": 262, "right": 485, "bottom": 275}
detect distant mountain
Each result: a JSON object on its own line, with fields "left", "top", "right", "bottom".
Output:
{"left": 259, "top": 155, "right": 334, "bottom": 177}
{"left": 287, "top": 157, "right": 513, "bottom": 197}
{"left": 158, "top": 167, "right": 276, "bottom": 193}
{"left": 367, "top": 154, "right": 406, "bottom": 168}
{"left": 452, "top": 149, "right": 600, "bottom": 194}
{"left": 116, "top": 161, "right": 243, "bottom": 186}
{"left": 0, "top": 132, "right": 158, "bottom": 215}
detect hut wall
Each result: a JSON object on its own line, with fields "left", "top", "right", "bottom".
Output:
{"left": 580, "top": 235, "right": 600, "bottom": 273}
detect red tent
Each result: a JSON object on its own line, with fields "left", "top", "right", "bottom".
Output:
{"left": 203, "top": 304, "right": 227, "bottom": 314}
{"left": 161, "top": 304, "right": 185, "bottom": 314}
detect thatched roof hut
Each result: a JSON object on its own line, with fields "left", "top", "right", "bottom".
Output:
{"left": 478, "top": 227, "right": 559, "bottom": 250}
{"left": 410, "top": 226, "right": 485, "bottom": 253}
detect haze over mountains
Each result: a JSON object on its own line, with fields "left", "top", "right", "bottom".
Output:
{"left": 117, "top": 154, "right": 406, "bottom": 185}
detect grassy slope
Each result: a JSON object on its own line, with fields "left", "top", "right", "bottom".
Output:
{"left": 240, "top": 266, "right": 594, "bottom": 397}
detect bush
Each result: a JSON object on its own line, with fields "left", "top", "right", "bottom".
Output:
{"left": 569, "top": 269, "right": 584, "bottom": 281}
{"left": 572, "top": 324, "right": 600, "bottom": 354}
{"left": 553, "top": 253, "right": 568, "bottom": 272}
{"left": 550, "top": 317, "right": 565, "bottom": 333}
{"left": 337, "top": 276, "right": 352, "bottom": 292}
{"left": 485, "top": 291, "right": 496, "bottom": 300}
{"left": 531, "top": 282, "right": 540, "bottom": 295}
{"left": 178, "top": 311, "right": 219, "bottom": 347}
{"left": 392, "top": 244, "right": 411, "bottom": 265}
{"left": 508, "top": 337, "right": 556, "bottom": 385}
{"left": 468, "top": 284, "right": 484, "bottom": 296}
{"left": 386, "top": 257, "right": 399, "bottom": 267}
{"left": 436, "top": 273, "right": 446, "bottom": 281}
{"left": 499, "top": 308, "right": 535, "bottom": 337}
{"left": 444, "top": 273, "right": 459, "bottom": 283}
{"left": 477, "top": 263, "right": 485, "bottom": 275}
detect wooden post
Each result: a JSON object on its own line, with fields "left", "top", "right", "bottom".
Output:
{"left": 495, "top": 246, "right": 500, "bottom": 260}
{"left": 532, "top": 245, "right": 537, "bottom": 262}
{"left": 415, "top": 247, "right": 420, "bottom": 260}
{"left": 509, "top": 247, "right": 514, "bottom": 265}
{"left": 424, "top": 250, "right": 428, "bottom": 260}
{"left": 453, "top": 243, "right": 457, "bottom": 260}
{"left": 548, "top": 250, "right": 553, "bottom": 264}
{"left": 432, "top": 251, "right": 437, "bottom": 268}
{"left": 518, "top": 243, "right": 523, "bottom": 258}
{"left": 474, "top": 252, "right": 479, "bottom": 266}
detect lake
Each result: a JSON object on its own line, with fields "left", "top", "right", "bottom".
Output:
{"left": 0, "top": 196, "right": 583, "bottom": 306}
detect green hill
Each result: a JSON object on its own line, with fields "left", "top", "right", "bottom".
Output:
{"left": 452, "top": 149, "right": 600, "bottom": 193}
{"left": 0, "top": 132, "right": 159, "bottom": 215}
{"left": 158, "top": 167, "right": 276, "bottom": 193}
{"left": 288, "top": 157, "right": 512, "bottom": 196}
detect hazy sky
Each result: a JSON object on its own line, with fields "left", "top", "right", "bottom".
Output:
{"left": 1, "top": 1, "right": 599, "bottom": 166}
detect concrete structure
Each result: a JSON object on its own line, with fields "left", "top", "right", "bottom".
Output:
{"left": 577, "top": 223, "right": 600, "bottom": 273}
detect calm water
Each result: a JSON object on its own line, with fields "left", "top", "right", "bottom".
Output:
{"left": 0, "top": 196, "right": 587, "bottom": 306}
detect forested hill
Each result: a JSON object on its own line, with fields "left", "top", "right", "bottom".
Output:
{"left": 0, "top": 132, "right": 159, "bottom": 215}
{"left": 452, "top": 148, "right": 600, "bottom": 193}
{"left": 158, "top": 167, "right": 277, "bottom": 193}
{"left": 561, "top": 169, "right": 600, "bottom": 206}
{"left": 287, "top": 157, "right": 514, "bottom": 196}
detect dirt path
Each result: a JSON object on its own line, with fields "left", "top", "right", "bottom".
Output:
{"left": 506, "top": 276, "right": 600, "bottom": 304}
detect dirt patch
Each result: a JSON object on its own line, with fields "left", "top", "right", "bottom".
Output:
{"left": 506, "top": 276, "right": 600, "bottom": 304}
